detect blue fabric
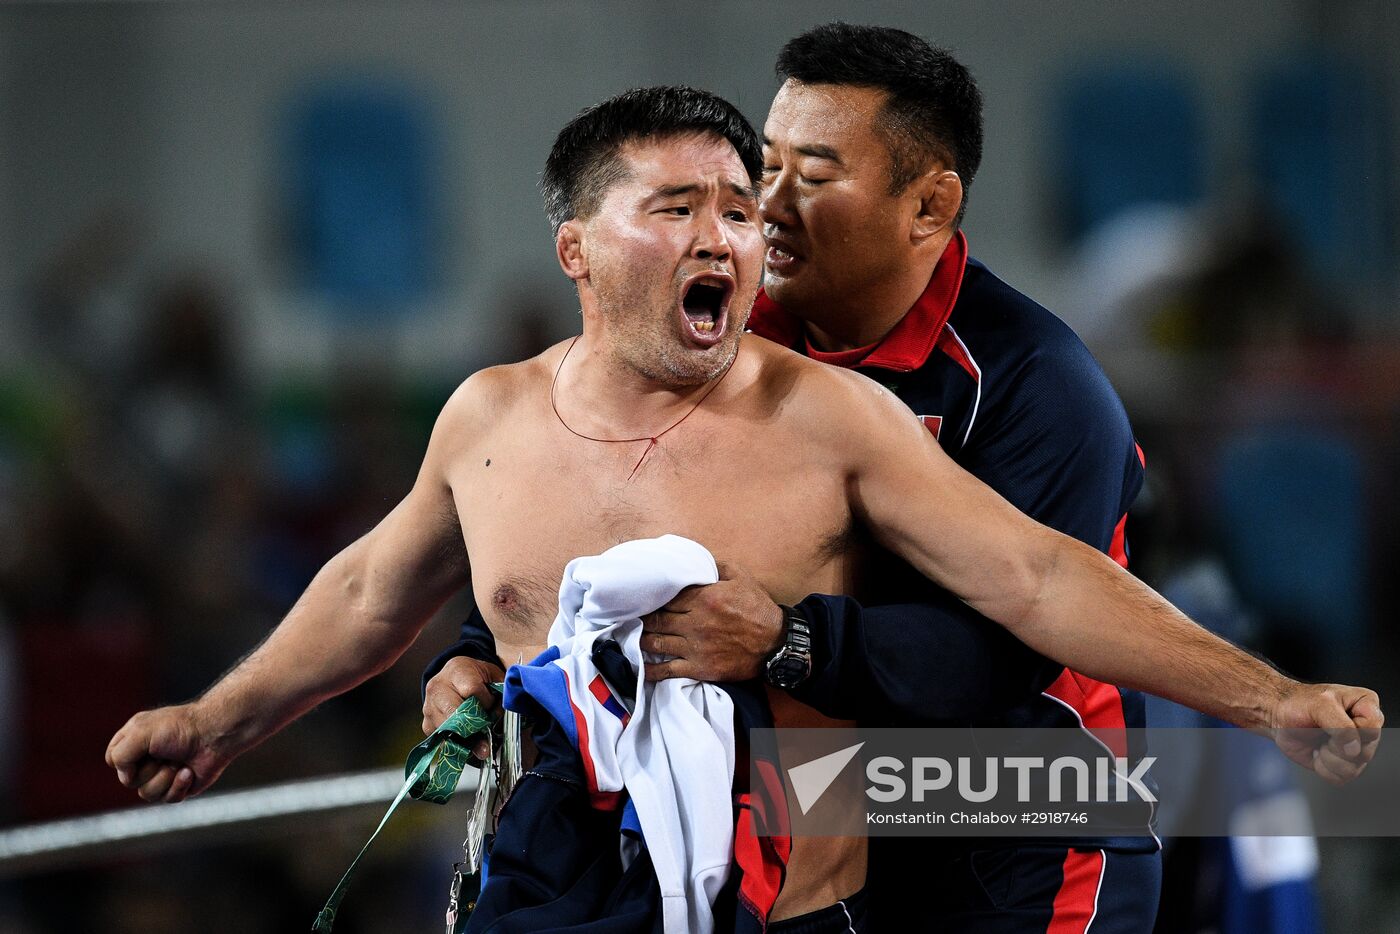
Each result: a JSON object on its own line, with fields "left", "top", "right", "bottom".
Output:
{"left": 620, "top": 799, "right": 643, "bottom": 840}
{"left": 502, "top": 647, "right": 575, "bottom": 749}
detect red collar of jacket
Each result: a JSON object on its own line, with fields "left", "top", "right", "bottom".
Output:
{"left": 746, "top": 230, "right": 968, "bottom": 372}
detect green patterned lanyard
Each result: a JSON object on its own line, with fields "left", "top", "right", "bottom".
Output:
{"left": 312, "top": 690, "right": 500, "bottom": 933}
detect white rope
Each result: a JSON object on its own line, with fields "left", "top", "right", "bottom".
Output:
{"left": 0, "top": 767, "right": 478, "bottom": 877}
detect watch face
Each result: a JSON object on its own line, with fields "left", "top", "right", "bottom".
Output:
{"left": 770, "top": 656, "right": 807, "bottom": 688}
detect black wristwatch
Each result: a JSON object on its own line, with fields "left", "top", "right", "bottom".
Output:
{"left": 764, "top": 604, "right": 813, "bottom": 690}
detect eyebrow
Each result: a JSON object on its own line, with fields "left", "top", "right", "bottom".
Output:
{"left": 761, "top": 136, "right": 845, "bottom": 166}
{"left": 651, "top": 182, "right": 758, "bottom": 201}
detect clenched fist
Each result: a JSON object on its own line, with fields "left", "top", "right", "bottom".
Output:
{"left": 422, "top": 656, "right": 505, "bottom": 757}
{"left": 1270, "top": 682, "right": 1384, "bottom": 785}
{"left": 105, "top": 704, "right": 235, "bottom": 804}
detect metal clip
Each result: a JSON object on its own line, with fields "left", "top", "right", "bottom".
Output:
{"left": 444, "top": 864, "right": 464, "bottom": 933}
{"left": 493, "top": 706, "right": 522, "bottom": 828}
{"left": 490, "top": 654, "right": 525, "bottom": 828}
{"left": 463, "top": 729, "right": 497, "bottom": 875}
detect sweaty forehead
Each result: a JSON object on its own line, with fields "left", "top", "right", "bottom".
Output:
{"left": 616, "top": 134, "right": 753, "bottom": 193}
{"left": 763, "top": 81, "right": 886, "bottom": 152}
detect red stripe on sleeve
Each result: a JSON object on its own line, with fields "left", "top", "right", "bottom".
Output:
{"left": 1108, "top": 513, "right": 1129, "bottom": 569}
{"left": 1046, "top": 849, "right": 1105, "bottom": 933}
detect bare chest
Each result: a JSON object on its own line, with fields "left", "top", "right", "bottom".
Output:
{"left": 450, "top": 420, "right": 857, "bottom": 651}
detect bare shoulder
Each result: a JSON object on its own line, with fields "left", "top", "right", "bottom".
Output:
{"left": 432, "top": 340, "right": 572, "bottom": 452}
{"left": 741, "top": 334, "right": 919, "bottom": 441}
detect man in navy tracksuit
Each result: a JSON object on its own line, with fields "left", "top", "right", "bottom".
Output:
{"left": 743, "top": 231, "right": 1159, "bottom": 933}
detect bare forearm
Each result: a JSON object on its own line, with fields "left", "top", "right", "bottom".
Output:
{"left": 1001, "top": 532, "right": 1290, "bottom": 729}
{"left": 193, "top": 540, "right": 428, "bottom": 756}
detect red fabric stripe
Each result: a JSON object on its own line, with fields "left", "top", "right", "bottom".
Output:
{"left": 919, "top": 415, "right": 944, "bottom": 440}
{"left": 1045, "top": 667, "right": 1130, "bottom": 758}
{"left": 734, "top": 795, "right": 788, "bottom": 922}
{"left": 1108, "top": 513, "right": 1129, "bottom": 569}
{"left": 935, "top": 327, "right": 979, "bottom": 381}
{"left": 588, "top": 674, "right": 611, "bottom": 706}
{"left": 734, "top": 756, "right": 792, "bottom": 922}
{"left": 1046, "top": 849, "right": 1104, "bottom": 933}
{"left": 1046, "top": 508, "right": 1134, "bottom": 756}
{"left": 589, "top": 789, "right": 626, "bottom": 809}
{"left": 563, "top": 670, "right": 623, "bottom": 810}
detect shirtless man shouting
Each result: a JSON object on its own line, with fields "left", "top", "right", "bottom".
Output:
{"left": 107, "top": 87, "right": 1381, "bottom": 924}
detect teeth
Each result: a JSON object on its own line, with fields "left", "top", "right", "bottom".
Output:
{"left": 695, "top": 320, "right": 715, "bottom": 333}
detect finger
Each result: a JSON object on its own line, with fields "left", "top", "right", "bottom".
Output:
{"left": 1316, "top": 739, "right": 1360, "bottom": 772}
{"left": 1350, "top": 695, "right": 1384, "bottom": 731}
{"left": 107, "top": 726, "right": 150, "bottom": 772}
{"left": 639, "top": 633, "right": 687, "bottom": 658}
{"left": 468, "top": 682, "right": 500, "bottom": 710}
{"left": 1309, "top": 693, "right": 1362, "bottom": 756}
{"left": 104, "top": 728, "right": 125, "bottom": 769}
{"left": 1323, "top": 724, "right": 1369, "bottom": 766}
{"left": 133, "top": 758, "right": 166, "bottom": 789}
{"left": 1310, "top": 747, "right": 1354, "bottom": 787}
{"left": 645, "top": 659, "right": 695, "bottom": 682}
{"left": 642, "top": 609, "right": 685, "bottom": 633}
{"left": 448, "top": 672, "right": 499, "bottom": 710}
{"left": 473, "top": 738, "right": 491, "bottom": 760}
{"left": 1347, "top": 697, "right": 1383, "bottom": 764}
{"left": 163, "top": 767, "right": 195, "bottom": 804}
{"left": 425, "top": 693, "right": 462, "bottom": 730}
{"left": 422, "top": 696, "right": 451, "bottom": 734}
{"left": 137, "top": 764, "right": 178, "bottom": 802}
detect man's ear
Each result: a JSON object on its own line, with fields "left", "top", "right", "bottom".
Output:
{"left": 910, "top": 169, "right": 963, "bottom": 243}
{"left": 556, "top": 220, "right": 588, "bottom": 281}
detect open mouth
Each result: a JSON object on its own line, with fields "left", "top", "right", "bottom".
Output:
{"left": 764, "top": 233, "right": 805, "bottom": 275}
{"left": 679, "top": 274, "right": 733, "bottom": 345}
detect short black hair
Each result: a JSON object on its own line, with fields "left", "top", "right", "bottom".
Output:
{"left": 776, "top": 23, "right": 984, "bottom": 226}
{"left": 541, "top": 86, "right": 762, "bottom": 235}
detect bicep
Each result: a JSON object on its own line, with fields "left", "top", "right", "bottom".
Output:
{"left": 844, "top": 387, "right": 1054, "bottom": 627}
{"left": 359, "top": 479, "right": 467, "bottom": 608}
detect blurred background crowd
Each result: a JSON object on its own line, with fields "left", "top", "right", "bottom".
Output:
{"left": 1, "top": 1, "right": 1397, "bottom": 931}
